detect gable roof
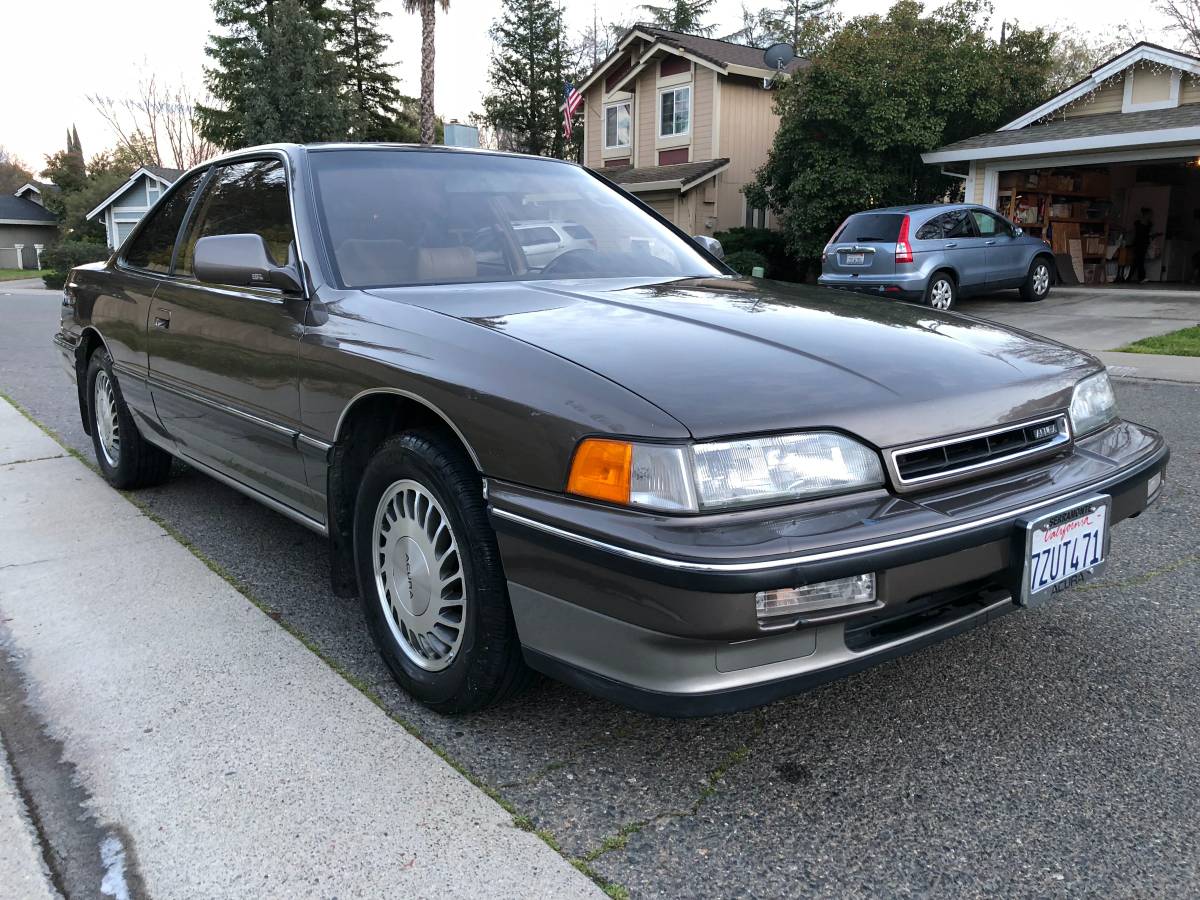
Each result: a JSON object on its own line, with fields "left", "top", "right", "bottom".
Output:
{"left": 574, "top": 25, "right": 808, "bottom": 99}
{"left": 0, "top": 193, "right": 58, "bottom": 225}
{"left": 1000, "top": 41, "right": 1200, "bottom": 131}
{"left": 85, "top": 165, "right": 184, "bottom": 221}
{"left": 14, "top": 180, "right": 58, "bottom": 199}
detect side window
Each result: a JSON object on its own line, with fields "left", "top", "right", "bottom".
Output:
{"left": 915, "top": 216, "right": 942, "bottom": 240}
{"left": 517, "top": 227, "right": 559, "bottom": 247}
{"left": 943, "top": 210, "right": 975, "bottom": 239}
{"left": 177, "top": 159, "right": 295, "bottom": 278}
{"left": 121, "top": 172, "right": 203, "bottom": 273}
{"left": 971, "top": 210, "right": 1004, "bottom": 237}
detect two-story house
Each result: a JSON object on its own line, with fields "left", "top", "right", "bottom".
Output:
{"left": 924, "top": 42, "right": 1200, "bottom": 285}
{"left": 574, "top": 26, "right": 807, "bottom": 236}
{"left": 85, "top": 165, "right": 183, "bottom": 250}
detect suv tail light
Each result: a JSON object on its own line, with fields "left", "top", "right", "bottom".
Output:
{"left": 895, "top": 215, "right": 913, "bottom": 265}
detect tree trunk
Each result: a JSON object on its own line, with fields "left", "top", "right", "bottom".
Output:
{"left": 420, "top": 0, "right": 436, "bottom": 144}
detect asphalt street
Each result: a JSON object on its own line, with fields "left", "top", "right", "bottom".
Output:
{"left": 3, "top": 280, "right": 1199, "bottom": 897}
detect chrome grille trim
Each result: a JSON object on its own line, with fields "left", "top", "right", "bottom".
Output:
{"left": 890, "top": 414, "right": 1071, "bottom": 486}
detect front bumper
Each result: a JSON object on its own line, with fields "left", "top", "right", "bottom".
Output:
{"left": 489, "top": 421, "right": 1168, "bottom": 716}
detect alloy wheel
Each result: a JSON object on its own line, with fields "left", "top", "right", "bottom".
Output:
{"left": 372, "top": 479, "right": 467, "bottom": 672}
{"left": 93, "top": 370, "right": 121, "bottom": 467}
{"left": 1033, "top": 264, "right": 1050, "bottom": 297}
{"left": 929, "top": 279, "right": 953, "bottom": 311}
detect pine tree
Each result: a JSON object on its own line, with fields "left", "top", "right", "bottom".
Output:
{"left": 756, "top": 0, "right": 836, "bottom": 56}
{"left": 331, "top": 0, "right": 404, "bottom": 140}
{"left": 481, "top": 0, "right": 578, "bottom": 158}
{"left": 197, "top": 0, "right": 348, "bottom": 148}
{"left": 637, "top": 0, "right": 715, "bottom": 36}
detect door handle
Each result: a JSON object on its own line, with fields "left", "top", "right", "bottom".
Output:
{"left": 153, "top": 312, "right": 171, "bottom": 330}
{"left": 945, "top": 242, "right": 958, "bottom": 249}
{"left": 985, "top": 240, "right": 997, "bottom": 246}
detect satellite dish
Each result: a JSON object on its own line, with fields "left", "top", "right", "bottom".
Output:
{"left": 762, "top": 42, "right": 795, "bottom": 72}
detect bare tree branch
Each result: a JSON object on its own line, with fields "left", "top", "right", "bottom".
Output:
{"left": 88, "top": 71, "right": 218, "bottom": 171}
{"left": 1158, "top": 0, "right": 1200, "bottom": 54}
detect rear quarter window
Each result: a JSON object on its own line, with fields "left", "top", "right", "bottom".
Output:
{"left": 518, "top": 226, "right": 559, "bottom": 247}
{"left": 835, "top": 213, "right": 904, "bottom": 243}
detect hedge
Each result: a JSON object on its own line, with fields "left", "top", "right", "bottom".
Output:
{"left": 41, "top": 241, "right": 109, "bottom": 290}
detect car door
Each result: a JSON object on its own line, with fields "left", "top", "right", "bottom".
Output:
{"left": 970, "top": 208, "right": 1027, "bottom": 287}
{"left": 924, "top": 209, "right": 989, "bottom": 293}
{"left": 517, "top": 225, "right": 564, "bottom": 268}
{"left": 98, "top": 170, "right": 206, "bottom": 445}
{"left": 147, "top": 158, "right": 319, "bottom": 521}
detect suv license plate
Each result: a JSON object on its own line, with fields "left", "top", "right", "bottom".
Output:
{"left": 1020, "top": 496, "right": 1110, "bottom": 607}
{"left": 844, "top": 252, "right": 865, "bottom": 265}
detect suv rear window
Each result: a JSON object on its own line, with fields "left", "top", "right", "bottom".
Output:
{"left": 564, "top": 224, "right": 594, "bottom": 240}
{"left": 834, "top": 213, "right": 904, "bottom": 243}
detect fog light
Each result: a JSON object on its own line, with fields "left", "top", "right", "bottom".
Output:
{"left": 756, "top": 574, "right": 876, "bottom": 619}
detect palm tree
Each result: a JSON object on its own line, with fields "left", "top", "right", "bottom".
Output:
{"left": 403, "top": 0, "right": 450, "bottom": 144}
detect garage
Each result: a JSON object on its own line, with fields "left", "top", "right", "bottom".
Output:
{"left": 924, "top": 42, "right": 1200, "bottom": 287}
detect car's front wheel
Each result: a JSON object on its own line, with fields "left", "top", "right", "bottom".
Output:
{"left": 86, "top": 348, "right": 173, "bottom": 489}
{"left": 925, "top": 272, "right": 956, "bottom": 311}
{"left": 1020, "top": 258, "right": 1053, "bottom": 301}
{"left": 352, "top": 430, "right": 530, "bottom": 713}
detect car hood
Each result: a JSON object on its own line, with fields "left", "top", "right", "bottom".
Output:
{"left": 367, "top": 277, "right": 1098, "bottom": 447}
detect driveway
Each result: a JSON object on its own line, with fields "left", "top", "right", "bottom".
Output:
{"left": 3, "top": 283, "right": 1199, "bottom": 897}
{"left": 956, "top": 286, "right": 1200, "bottom": 352}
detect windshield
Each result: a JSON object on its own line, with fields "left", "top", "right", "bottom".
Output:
{"left": 308, "top": 148, "right": 723, "bottom": 288}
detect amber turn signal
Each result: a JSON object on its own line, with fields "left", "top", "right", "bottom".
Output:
{"left": 567, "top": 439, "right": 632, "bottom": 504}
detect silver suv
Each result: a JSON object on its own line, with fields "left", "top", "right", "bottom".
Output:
{"left": 818, "top": 204, "right": 1056, "bottom": 311}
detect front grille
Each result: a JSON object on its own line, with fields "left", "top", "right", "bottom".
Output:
{"left": 891, "top": 415, "right": 1069, "bottom": 485}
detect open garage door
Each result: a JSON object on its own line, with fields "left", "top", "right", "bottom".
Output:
{"left": 992, "top": 157, "right": 1199, "bottom": 286}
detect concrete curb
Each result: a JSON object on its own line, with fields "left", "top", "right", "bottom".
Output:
{"left": 1099, "top": 351, "right": 1200, "bottom": 385}
{"left": 0, "top": 398, "right": 600, "bottom": 899}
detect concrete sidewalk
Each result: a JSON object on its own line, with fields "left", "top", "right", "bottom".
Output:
{"left": 1098, "top": 350, "right": 1200, "bottom": 385}
{"left": 0, "top": 399, "right": 599, "bottom": 898}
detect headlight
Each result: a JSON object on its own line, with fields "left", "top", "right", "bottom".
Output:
{"left": 566, "top": 433, "right": 884, "bottom": 512}
{"left": 1069, "top": 371, "right": 1117, "bottom": 436}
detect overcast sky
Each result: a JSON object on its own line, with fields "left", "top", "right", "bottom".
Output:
{"left": 0, "top": 0, "right": 1169, "bottom": 173}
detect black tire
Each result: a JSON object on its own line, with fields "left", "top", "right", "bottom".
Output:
{"left": 85, "top": 348, "right": 173, "bottom": 489}
{"left": 352, "top": 430, "right": 530, "bottom": 714}
{"left": 924, "top": 271, "right": 956, "bottom": 311}
{"left": 1020, "top": 257, "right": 1053, "bottom": 301}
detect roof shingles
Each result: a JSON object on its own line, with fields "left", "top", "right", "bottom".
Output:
{"left": 635, "top": 26, "right": 808, "bottom": 74}
{"left": 940, "top": 99, "right": 1200, "bottom": 153}
{"left": 598, "top": 158, "right": 730, "bottom": 190}
{"left": 0, "top": 194, "right": 57, "bottom": 224}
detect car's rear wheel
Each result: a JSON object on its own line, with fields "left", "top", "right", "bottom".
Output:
{"left": 352, "top": 430, "right": 530, "bottom": 713}
{"left": 925, "top": 272, "right": 956, "bottom": 311}
{"left": 1020, "top": 258, "right": 1053, "bottom": 301}
{"left": 86, "top": 348, "right": 172, "bottom": 489}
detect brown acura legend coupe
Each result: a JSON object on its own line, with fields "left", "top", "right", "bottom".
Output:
{"left": 54, "top": 144, "right": 1168, "bottom": 716}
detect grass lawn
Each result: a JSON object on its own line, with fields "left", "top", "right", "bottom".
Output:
{"left": 1116, "top": 325, "right": 1200, "bottom": 357}
{"left": 0, "top": 268, "right": 48, "bottom": 282}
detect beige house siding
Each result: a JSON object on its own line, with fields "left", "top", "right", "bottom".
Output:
{"left": 692, "top": 68, "right": 715, "bottom": 162}
{"left": 1180, "top": 74, "right": 1200, "bottom": 104}
{"left": 583, "top": 84, "right": 604, "bottom": 168}
{"left": 636, "top": 67, "right": 657, "bottom": 167}
{"left": 715, "top": 77, "right": 780, "bottom": 231}
{"left": 1063, "top": 80, "right": 1124, "bottom": 118}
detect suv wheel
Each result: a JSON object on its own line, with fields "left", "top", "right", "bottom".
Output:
{"left": 925, "top": 273, "right": 956, "bottom": 311}
{"left": 1020, "top": 258, "right": 1053, "bottom": 301}
{"left": 352, "top": 430, "right": 530, "bottom": 713}
{"left": 86, "top": 348, "right": 173, "bottom": 489}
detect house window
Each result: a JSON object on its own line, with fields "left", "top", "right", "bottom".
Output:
{"left": 604, "top": 101, "right": 631, "bottom": 149}
{"left": 745, "top": 204, "right": 768, "bottom": 229}
{"left": 659, "top": 86, "right": 690, "bottom": 137}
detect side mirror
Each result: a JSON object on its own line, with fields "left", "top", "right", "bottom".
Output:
{"left": 692, "top": 234, "right": 724, "bottom": 260}
{"left": 193, "top": 234, "right": 303, "bottom": 293}
{"left": 1012, "top": 226, "right": 1023, "bottom": 238}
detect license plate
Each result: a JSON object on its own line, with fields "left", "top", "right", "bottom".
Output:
{"left": 843, "top": 252, "right": 866, "bottom": 265}
{"left": 1020, "top": 497, "right": 1110, "bottom": 606}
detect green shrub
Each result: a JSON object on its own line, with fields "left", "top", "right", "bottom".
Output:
{"left": 42, "top": 241, "right": 108, "bottom": 289}
{"left": 713, "top": 226, "right": 804, "bottom": 282}
{"left": 724, "top": 250, "right": 769, "bottom": 277}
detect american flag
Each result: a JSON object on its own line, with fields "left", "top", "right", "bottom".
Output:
{"left": 562, "top": 82, "right": 583, "bottom": 139}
